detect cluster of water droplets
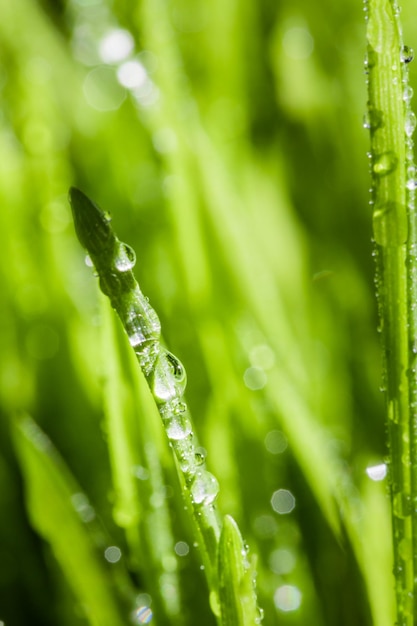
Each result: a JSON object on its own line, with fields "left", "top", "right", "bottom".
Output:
{"left": 403, "top": 45, "right": 417, "bottom": 208}
{"left": 110, "top": 243, "right": 163, "bottom": 365}
{"left": 108, "top": 236, "right": 220, "bottom": 507}
{"left": 364, "top": 40, "right": 416, "bottom": 247}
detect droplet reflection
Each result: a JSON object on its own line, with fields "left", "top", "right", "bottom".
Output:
{"left": 264, "top": 430, "right": 288, "bottom": 454}
{"left": 271, "top": 489, "right": 296, "bottom": 514}
{"left": 99, "top": 28, "right": 134, "bottom": 64}
{"left": 174, "top": 541, "right": 190, "bottom": 556}
{"left": 366, "top": 462, "right": 387, "bottom": 481}
{"left": 269, "top": 548, "right": 296, "bottom": 574}
{"left": 135, "top": 606, "right": 153, "bottom": 624}
{"left": 243, "top": 366, "right": 267, "bottom": 390}
{"left": 117, "top": 60, "right": 147, "bottom": 89}
{"left": 274, "top": 584, "right": 302, "bottom": 612}
{"left": 104, "top": 546, "right": 122, "bottom": 563}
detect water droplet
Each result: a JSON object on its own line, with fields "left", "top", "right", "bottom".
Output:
{"left": 373, "top": 151, "right": 398, "bottom": 176}
{"left": 255, "top": 607, "right": 265, "bottom": 624}
{"left": 366, "top": 462, "right": 387, "bottom": 481}
{"left": 123, "top": 291, "right": 160, "bottom": 348}
{"left": 190, "top": 470, "right": 219, "bottom": 505}
{"left": 195, "top": 447, "right": 207, "bottom": 465}
{"left": 173, "top": 401, "right": 187, "bottom": 415}
{"left": 405, "top": 111, "right": 417, "bottom": 137}
{"left": 85, "top": 254, "right": 94, "bottom": 267}
{"left": 373, "top": 202, "right": 407, "bottom": 246}
{"left": 364, "top": 49, "right": 377, "bottom": 71}
{"left": 114, "top": 242, "right": 136, "bottom": 271}
{"left": 406, "top": 178, "right": 417, "bottom": 190}
{"left": 151, "top": 351, "right": 187, "bottom": 404}
{"left": 363, "top": 107, "right": 383, "bottom": 131}
{"left": 393, "top": 492, "right": 411, "bottom": 518}
{"left": 178, "top": 445, "right": 195, "bottom": 474}
{"left": 401, "top": 46, "right": 414, "bottom": 64}
{"left": 400, "top": 591, "right": 414, "bottom": 617}
{"left": 135, "top": 341, "right": 160, "bottom": 376}
{"left": 403, "top": 86, "right": 414, "bottom": 102}
{"left": 399, "top": 537, "right": 413, "bottom": 560}
{"left": 165, "top": 414, "right": 192, "bottom": 440}
{"left": 166, "top": 351, "right": 187, "bottom": 384}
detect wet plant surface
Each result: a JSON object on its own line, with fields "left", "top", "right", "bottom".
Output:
{"left": 2, "top": 0, "right": 417, "bottom": 625}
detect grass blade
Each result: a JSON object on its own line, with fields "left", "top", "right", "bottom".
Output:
{"left": 69, "top": 187, "right": 259, "bottom": 623}
{"left": 12, "top": 415, "right": 127, "bottom": 626}
{"left": 366, "top": 0, "right": 417, "bottom": 621}
{"left": 217, "top": 515, "right": 260, "bottom": 626}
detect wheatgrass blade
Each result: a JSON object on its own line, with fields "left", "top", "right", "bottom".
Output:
{"left": 366, "top": 0, "right": 417, "bottom": 622}
{"left": 101, "top": 297, "right": 184, "bottom": 620}
{"left": 69, "top": 187, "right": 260, "bottom": 623}
{"left": 217, "top": 515, "right": 260, "bottom": 626}
{"left": 12, "top": 415, "right": 127, "bottom": 626}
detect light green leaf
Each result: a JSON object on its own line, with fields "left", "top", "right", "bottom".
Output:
{"left": 217, "top": 515, "right": 260, "bottom": 626}
{"left": 12, "top": 415, "right": 126, "bottom": 626}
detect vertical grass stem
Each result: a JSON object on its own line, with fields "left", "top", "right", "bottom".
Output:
{"left": 366, "top": 0, "right": 417, "bottom": 621}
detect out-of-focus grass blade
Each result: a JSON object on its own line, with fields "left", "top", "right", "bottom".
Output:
{"left": 217, "top": 515, "right": 259, "bottom": 626}
{"left": 359, "top": 475, "right": 395, "bottom": 626}
{"left": 101, "top": 295, "right": 141, "bottom": 530}
{"left": 101, "top": 296, "right": 183, "bottom": 620}
{"left": 12, "top": 415, "right": 126, "bottom": 626}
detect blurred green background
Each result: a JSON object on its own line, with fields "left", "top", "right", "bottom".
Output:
{"left": 1, "top": 0, "right": 416, "bottom": 624}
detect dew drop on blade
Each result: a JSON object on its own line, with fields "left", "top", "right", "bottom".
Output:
{"left": 401, "top": 45, "right": 414, "bottom": 64}
{"left": 190, "top": 470, "right": 219, "bottom": 505}
{"left": 403, "top": 86, "right": 414, "bottom": 102}
{"left": 405, "top": 111, "right": 417, "bottom": 137}
{"left": 151, "top": 351, "right": 187, "bottom": 404}
{"left": 165, "top": 414, "right": 192, "bottom": 440}
{"left": 372, "top": 152, "right": 398, "bottom": 176}
{"left": 114, "top": 242, "right": 136, "bottom": 271}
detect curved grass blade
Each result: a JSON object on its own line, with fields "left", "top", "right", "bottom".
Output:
{"left": 217, "top": 515, "right": 260, "bottom": 626}
{"left": 12, "top": 415, "right": 127, "bottom": 626}
{"left": 69, "top": 188, "right": 260, "bottom": 621}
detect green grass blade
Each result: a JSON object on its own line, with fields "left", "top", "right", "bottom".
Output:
{"left": 12, "top": 415, "right": 127, "bottom": 626}
{"left": 217, "top": 515, "right": 260, "bottom": 626}
{"left": 69, "top": 187, "right": 261, "bottom": 624}
{"left": 100, "top": 294, "right": 142, "bottom": 530}
{"left": 101, "top": 295, "right": 184, "bottom": 620}
{"left": 366, "top": 0, "right": 417, "bottom": 621}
